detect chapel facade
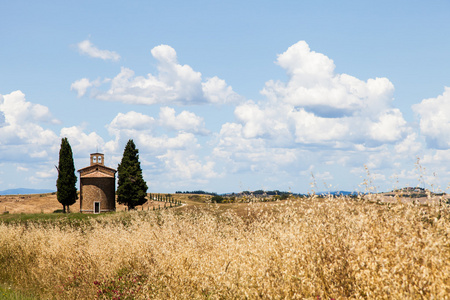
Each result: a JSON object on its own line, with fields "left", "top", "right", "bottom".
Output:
{"left": 77, "top": 153, "right": 117, "bottom": 213}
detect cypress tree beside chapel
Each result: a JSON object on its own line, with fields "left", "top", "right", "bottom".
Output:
{"left": 117, "top": 139, "right": 148, "bottom": 210}
{"left": 56, "top": 137, "right": 78, "bottom": 213}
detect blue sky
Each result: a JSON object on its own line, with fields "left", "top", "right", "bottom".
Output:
{"left": 1, "top": 0, "right": 450, "bottom": 193}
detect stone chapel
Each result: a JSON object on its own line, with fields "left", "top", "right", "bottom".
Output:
{"left": 77, "top": 153, "right": 117, "bottom": 213}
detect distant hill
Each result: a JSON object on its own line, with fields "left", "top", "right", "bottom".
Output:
{"left": 0, "top": 188, "right": 55, "bottom": 195}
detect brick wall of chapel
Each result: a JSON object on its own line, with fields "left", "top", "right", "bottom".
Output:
{"left": 80, "top": 177, "right": 115, "bottom": 212}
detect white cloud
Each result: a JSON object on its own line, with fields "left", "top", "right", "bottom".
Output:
{"left": 60, "top": 126, "right": 105, "bottom": 155}
{"left": 234, "top": 101, "right": 276, "bottom": 138}
{"left": 105, "top": 110, "right": 204, "bottom": 155}
{"left": 276, "top": 41, "right": 335, "bottom": 86}
{"left": 422, "top": 150, "right": 450, "bottom": 165}
{"left": 77, "top": 39, "right": 120, "bottom": 61}
{"left": 157, "top": 150, "right": 218, "bottom": 180}
{"left": 368, "top": 109, "right": 406, "bottom": 142}
{"left": 0, "top": 91, "right": 59, "bottom": 160}
{"left": 17, "top": 166, "right": 29, "bottom": 172}
{"left": 159, "top": 107, "right": 209, "bottom": 134}
{"left": 412, "top": 87, "right": 450, "bottom": 149}
{"left": 137, "top": 132, "right": 199, "bottom": 153}
{"left": 314, "top": 171, "right": 334, "bottom": 182}
{"left": 210, "top": 41, "right": 414, "bottom": 188}
{"left": 100, "top": 108, "right": 219, "bottom": 188}
{"left": 0, "top": 90, "right": 59, "bottom": 126}
{"left": 290, "top": 108, "right": 348, "bottom": 145}
{"left": 202, "top": 76, "right": 244, "bottom": 104}
{"left": 0, "top": 91, "right": 65, "bottom": 190}
{"left": 395, "top": 133, "right": 422, "bottom": 155}
{"left": 104, "top": 107, "right": 217, "bottom": 188}
{"left": 109, "top": 111, "right": 155, "bottom": 131}
{"left": 213, "top": 122, "right": 300, "bottom": 174}
{"left": 262, "top": 41, "right": 395, "bottom": 118}
{"left": 73, "top": 45, "right": 241, "bottom": 105}
{"left": 223, "top": 41, "right": 408, "bottom": 150}
{"left": 6, "top": 41, "right": 450, "bottom": 193}
{"left": 35, "top": 167, "right": 56, "bottom": 179}
{"left": 0, "top": 110, "right": 5, "bottom": 126}
{"left": 27, "top": 165, "right": 58, "bottom": 186}
{"left": 106, "top": 109, "right": 208, "bottom": 146}
{"left": 71, "top": 78, "right": 93, "bottom": 97}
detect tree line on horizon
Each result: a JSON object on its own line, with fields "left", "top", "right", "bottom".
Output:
{"left": 175, "top": 190, "right": 296, "bottom": 196}
{"left": 56, "top": 138, "right": 147, "bottom": 212}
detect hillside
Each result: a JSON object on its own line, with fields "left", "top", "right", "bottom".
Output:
{"left": 0, "top": 192, "right": 208, "bottom": 214}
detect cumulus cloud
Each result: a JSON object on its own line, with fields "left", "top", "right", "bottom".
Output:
{"left": 213, "top": 122, "right": 300, "bottom": 174}
{"left": 106, "top": 111, "right": 195, "bottom": 152}
{"left": 106, "top": 109, "right": 207, "bottom": 154}
{"left": 368, "top": 109, "right": 406, "bottom": 142}
{"left": 157, "top": 150, "right": 218, "bottom": 180}
{"left": 106, "top": 108, "right": 208, "bottom": 137}
{"left": 394, "top": 133, "right": 422, "bottom": 155}
{"left": 211, "top": 41, "right": 413, "bottom": 185}
{"left": 77, "top": 39, "right": 120, "bottom": 61}
{"left": 412, "top": 87, "right": 450, "bottom": 149}
{"left": 202, "top": 76, "right": 243, "bottom": 104}
{"left": 218, "top": 41, "right": 408, "bottom": 151}
{"left": 0, "top": 91, "right": 59, "bottom": 126}
{"left": 5, "top": 41, "right": 445, "bottom": 193}
{"left": 159, "top": 107, "right": 209, "bottom": 134}
{"left": 109, "top": 111, "right": 155, "bottom": 131}
{"left": 60, "top": 126, "right": 105, "bottom": 155}
{"left": 263, "top": 41, "right": 395, "bottom": 118}
{"left": 72, "top": 44, "right": 242, "bottom": 105}
{"left": 290, "top": 108, "right": 349, "bottom": 145}
{"left": 101, "top": 109, "right": 216, "bottom": 188}
{"left": 276, "top": 41, "right": 335, "bottom": 85}
{"left": 0, "top": 91, "right": 59, "bottom": 149}
{"left": 35, "top": 167, "right": 56, "bottom": 179}
{"left": 71, "top": 78, "right": 93, "bottom": 97}
{"left": 107, "top": 122, "right": 202, "bottom": 157}
{"left": 0, "top": 91, "right": 61, "bottom": 168}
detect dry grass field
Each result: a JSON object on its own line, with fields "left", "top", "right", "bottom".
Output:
{"left": 0, "top": 192, "right": 205, "bottom": 214}
{"left": 1, "top": 193, "right": 449, "bottom": 299}
{"left": 0, "top": 193, "right": 63, "bottom": 214}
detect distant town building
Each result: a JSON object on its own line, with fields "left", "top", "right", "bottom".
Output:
{"left": 77, "top": 153, "right": 116, "bottom": 213}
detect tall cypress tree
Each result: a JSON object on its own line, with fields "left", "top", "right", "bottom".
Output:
{"left": 117, "top": 139, "right": 148, "bottom": 210}
{"left": 56, "top": 137, "right": 78, "bottom": 213}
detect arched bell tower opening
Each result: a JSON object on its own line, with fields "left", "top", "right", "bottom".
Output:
{"left": 90, "top": 153, "right": 104, "bottom": 166}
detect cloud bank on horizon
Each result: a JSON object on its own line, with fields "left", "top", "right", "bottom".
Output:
{"left": 2, "top": 39, "right": 450, "bottom": 193}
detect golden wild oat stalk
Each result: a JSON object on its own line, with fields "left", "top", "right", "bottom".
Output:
{"left": 0, "top": 196, "right": 449, "bottom": 299}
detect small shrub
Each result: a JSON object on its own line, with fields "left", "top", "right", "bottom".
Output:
{"left": 211, "top": 195, "right": 224, "bottom": 203}
{"left": 279, "top": 193, "right": 289, "bottom": 200}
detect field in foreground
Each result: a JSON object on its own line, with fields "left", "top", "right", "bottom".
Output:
{"left": 1, "top": 196, "right": 450, "bottom": 299}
